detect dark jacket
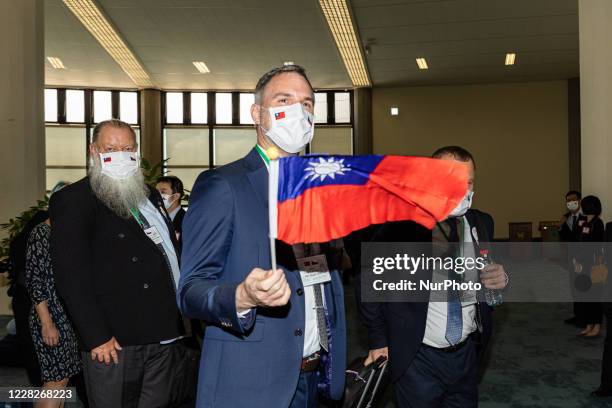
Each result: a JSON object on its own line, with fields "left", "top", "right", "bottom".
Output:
{"left": 559, "top": 211, "right": 581, "bottom": 242}
{"left": 357, "top": 209, "right": 494, "bottom": 382}
{"left": 172, "top": 207, "right": 186, "bottom": 249}
{"left": 49, "top": 177, "right": 184, "bottom": 350}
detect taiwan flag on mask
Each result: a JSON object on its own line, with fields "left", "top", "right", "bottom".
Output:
{"left": 268, "top": 155, "right": 469, "bottom": 244}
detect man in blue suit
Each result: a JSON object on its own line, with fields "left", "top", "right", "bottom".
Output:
{"left": 178, "top": 65, "right": 347, "bottom": 408}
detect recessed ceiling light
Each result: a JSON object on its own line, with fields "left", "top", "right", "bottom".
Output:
{"left": 47, "top": 57, "right": 66, "bottom": 69}
{"left": 505, "top": 53, "right": 516, "bottom": 66}
{"left": 416, "top": 58, "right": 428, "bottom": 70}
{"left": 283, "top": 61, "right": 295, "bottom": 66}
{"left": 62, "top": 0, "right": 153, "bottom": 87}
{"left": 390, "top": 107, "right": 399, "bottom": 116}
{"left": 319, "top": 0, "right": 371, "bottom": 87}
{"left": 193, "top": 61, "right": 211, "bottom": 73}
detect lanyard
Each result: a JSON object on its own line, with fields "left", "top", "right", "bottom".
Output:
{"left": 129, "top": 207, "right": 147, "bottom": 228}
{"left": 255, "top": 144, "right": 270, "bottom": 165}
{"left": 129, "top": 206, "right": 175, "bottom": 289}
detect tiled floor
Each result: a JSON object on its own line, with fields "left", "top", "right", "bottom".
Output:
{"left": 0, "top": 282, "right": 610, "bottom": 407}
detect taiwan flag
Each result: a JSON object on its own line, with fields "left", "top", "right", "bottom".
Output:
{"left": 268, "top": 155, "right": 469, "bottom": 244}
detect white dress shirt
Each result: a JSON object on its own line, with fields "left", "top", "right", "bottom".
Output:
{"left": 422, "top": 215, "right": 477, "bottom": 348}
{"left": 168, "top": 206, "right": 181, "bottom": 221}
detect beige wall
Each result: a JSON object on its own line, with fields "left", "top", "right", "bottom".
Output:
{"left": 372, "top": 81, "right": 569, "bottom": 239}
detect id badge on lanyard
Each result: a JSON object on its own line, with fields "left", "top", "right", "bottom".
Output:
{"left": 297, "top": 254, "right": 332, "bottom": 287}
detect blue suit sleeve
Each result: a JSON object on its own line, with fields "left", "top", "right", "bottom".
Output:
{"left": 177, "top": 170, "right": 254, "bottom": 334}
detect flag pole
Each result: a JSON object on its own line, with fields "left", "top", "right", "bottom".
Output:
{"left": 268, "top": 155, "right": 279, "bottom": 271}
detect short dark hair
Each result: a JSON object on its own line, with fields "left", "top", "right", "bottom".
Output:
{"left": 91, "top": 119, "right": 137, "bottom": 144}
{"left": 254, "top": 65, "right": 314, "bottom": 104}
{"left": 581, "top": 195, "right": 602, "bottom": 216}
{"left": 566, "top": 190, "right": 582, "bottom": 200}
{"left": 156, "top": 176, "right": 184, "bottom": 199}
{"left": 431, "top": 146, "right": 476, "bottom": 168}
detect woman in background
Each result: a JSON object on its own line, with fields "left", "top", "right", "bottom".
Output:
{"left": 25, "top": 183, "right": 81, "bottom": 408}
{"left": 573, "top": 195, "right": 604, "bottom": 338}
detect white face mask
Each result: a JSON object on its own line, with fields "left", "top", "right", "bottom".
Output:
{"left": 567, "top": 201, "right": 580, "bottom": 212}
{"left": 449, "top": 190, "right": 474, "bottom": 218}
{"left": 99, "top": 151, "right": 140, "bottom": 180}
{"left": 260, "top": 103, "right": 314, "bottom": 154}
{"left": 161, "top": 193, "right": 176, "bottom": 210}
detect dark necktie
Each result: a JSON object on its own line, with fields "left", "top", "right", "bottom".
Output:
{"left": 444, "top": 218, "right": 463, "bottom": 346}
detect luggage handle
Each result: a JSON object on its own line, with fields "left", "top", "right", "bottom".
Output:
{"left": 356, "top": 356, "right": 388, "bottom": 408}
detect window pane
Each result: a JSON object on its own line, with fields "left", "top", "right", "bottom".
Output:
{"left": 164, "top": 167, "right": 206, "bottom": 192}
{"left": 215, "top": 93, "right": 232, "bottom": 124}
{"left": 46, "top": 168, "right": 86, "bottom": 191}
{"left": 134, "top": 128, "right": 141, "bottom": 154}
{"left": 191, "top": 93, "right": 208, "bottom": 124}
{"left": 166, "top": 92, "right": 183, "bottom": 124}
{"left": 66, "top": 90, "right": 85, "bottom": 122}
{"left": 93, "top": 91, "right": 112, "bottom": 123}
{"left": 44, "top": 89, "right": 58, "bottom": 122}
{"left": 46, "top": 126, "right": 86, "bottom": 166}
{"left": 314, "top": 93, "right": 327, "bottom": 124}
{"left": 334, "top": 92, "right": 351, "bottom": 123}
{"left": 310, "top": 127, "right": 352, "bottom": 155}
{"left": 120, "top": 92, "right": 138, "bottom": 124}
{"left": 213, "top": 128, "right": 256, "bottom": 166}
{"left": 164, "top": 128, "right": 209, "bottom": 166}
{"left": 239, "top": 93, "right": 255, "bottom": 124}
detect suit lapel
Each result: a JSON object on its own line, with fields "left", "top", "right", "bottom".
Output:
{"left": 244, "top": 147, "right": 268, "bottom": 213}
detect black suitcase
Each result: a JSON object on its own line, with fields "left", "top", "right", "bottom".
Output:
{"left": 342, "top": 356, "right": 389, "bottom": 408}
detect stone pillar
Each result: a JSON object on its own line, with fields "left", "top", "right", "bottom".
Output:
{"left": 579, "top": 0, "right": 612, "bottom": 220}
{"left": 140, "top": 89, "right": 163, "bottom": 167}
{"left": 0, "top": 0, "right": 45, "bottom": 314}
{"left": 353, "top": 87, "right": 373, "bottom": 155}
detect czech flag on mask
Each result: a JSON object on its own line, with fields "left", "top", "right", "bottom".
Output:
{"left": 268, "top": 155, "right": 469, "bottom": 244}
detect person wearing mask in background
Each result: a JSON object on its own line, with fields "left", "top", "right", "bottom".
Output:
{"left": 25, "top": 182, "right": 80, "bottom": 408}
{"left": 573, "top": 195, "right": 604, "bottom": 338}
{"left": 156, "top": 176, "right": 186, "bottom": 244}
{"left": 50, "top": 119, "right": 191, "bottom": 407}
{"left": 560, "top": 190, "right": 583, "bottom": 327}
{"left": 359, "top": 146, "right": 508, "bottom": 408}
{"left": 178, "top": 65, "right": 346, "bottom": 408}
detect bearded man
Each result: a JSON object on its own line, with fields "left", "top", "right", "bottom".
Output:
{"left": 50, "top": 119, "right": 187, "bottom": 407}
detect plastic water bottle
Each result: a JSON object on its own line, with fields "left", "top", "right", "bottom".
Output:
{"left": 480, "top": 249, "right": 503, "bottom": 306}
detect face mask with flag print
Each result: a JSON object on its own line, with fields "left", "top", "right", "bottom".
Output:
{"left": 261, "top": 102, "right": 315, "bottom": 154}
{"left": 99, "top": 151, "right": 140, "bottom": 180}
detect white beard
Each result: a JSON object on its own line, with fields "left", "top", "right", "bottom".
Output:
{"left": 88, "top": 155, "right": 148, "bottom": 219}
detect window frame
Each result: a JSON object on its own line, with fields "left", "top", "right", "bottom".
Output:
{"left": 44, "top": 87, "right": 141, "bottom": 191}
{"left": 162, "top": 89, "right": 354, "bottom": 172}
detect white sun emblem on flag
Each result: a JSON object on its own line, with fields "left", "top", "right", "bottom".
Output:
{"left": 304, "top": 157, "right": 351, "bottom": 181}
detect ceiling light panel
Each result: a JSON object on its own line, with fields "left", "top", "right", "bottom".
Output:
{"left": 193, "top": 61, "right": 210, "bottom": 73}
{"left": 319, "top": 0, "right": 371, "bottom": 87}
{"left": 47, "top": 57, "right": 66, "bottom": 69}
{"left": 416, "top": 58, "right": 428, "bottom": 70}
{"left": 62, "top": 0, "right": 153, "bottom": 87}
{"left": 505, "top": 53, "right": 516, "bottom": 66}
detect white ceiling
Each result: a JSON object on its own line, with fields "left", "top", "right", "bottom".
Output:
{"left": 45, "top": 0, "right": 351, "bottom": 90}
{"left": 44, "top": 0, "right": 579, "bottom": 90}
